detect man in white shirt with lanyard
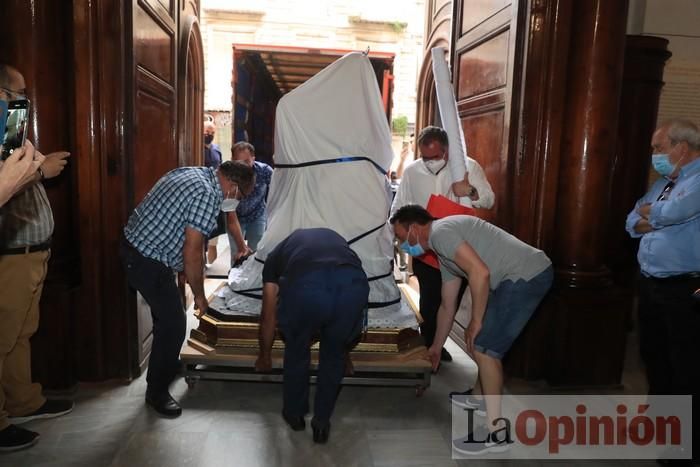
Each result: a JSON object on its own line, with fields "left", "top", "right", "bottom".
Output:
{"left": 390, "top": 125, "right": 494, "bottom": 361}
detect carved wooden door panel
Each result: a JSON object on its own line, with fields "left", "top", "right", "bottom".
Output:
{"left": 131, "top": 0, "right": 179, "bottom": 371}
{"left": 449, "top": 0, "right": 524, "bottom": 349}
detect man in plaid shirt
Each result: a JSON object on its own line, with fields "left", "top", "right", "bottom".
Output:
{"left": 120, "top": 161, "right": 255, "bottom": 417}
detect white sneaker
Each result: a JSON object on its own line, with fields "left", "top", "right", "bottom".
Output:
{"left": 449, "top": 389, "right": 487, "bottom": 416}
{"left": 453, "top": 426, "right": 511, "bottom": 456}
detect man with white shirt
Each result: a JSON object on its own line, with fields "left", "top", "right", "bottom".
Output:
{"left": 390, "top": 125, "right": 494, "bottom": 361}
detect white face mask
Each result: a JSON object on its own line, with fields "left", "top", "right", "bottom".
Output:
{"left": 221, "top": 186, "right": 239, "bottom": 212}
{"left": 423, "top": 158, "right": 446, "bottom": 175}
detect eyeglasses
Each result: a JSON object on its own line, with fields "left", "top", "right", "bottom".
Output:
{"left": 0, "top": 86, "right": 27, "bottom": 101}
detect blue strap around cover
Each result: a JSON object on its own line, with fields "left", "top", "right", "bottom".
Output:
{"left": 275, "top": 155, "right": 387, "bottom": 176}
{"left": 230, "top": 155, "right": 395, "bottom": 307}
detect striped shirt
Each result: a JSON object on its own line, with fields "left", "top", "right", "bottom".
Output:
{"left": 124, "top": 167, "right": 223, "bottom": 271}
{"left": 0, "top": 183, "right": 54, "bottom": 248}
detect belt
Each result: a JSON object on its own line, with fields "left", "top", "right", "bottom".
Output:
{"left": 648, "top": 272, "right": 700, "bottom": 283}
{"left": 0, "top": 241, "right": 51, "bottom": 256}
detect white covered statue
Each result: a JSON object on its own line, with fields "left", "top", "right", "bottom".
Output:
{"left": 211, "top": 52, "right": 417, "bottom": 330}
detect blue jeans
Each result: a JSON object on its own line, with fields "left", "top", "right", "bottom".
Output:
{"left": 277, "top": 266, "right": 369, "bottom": 423}
{"left": 474, "top": 266, "right": 553, "bottom": 359}
{"left": 228, "top": 214, "right": 266, "bottom": 265}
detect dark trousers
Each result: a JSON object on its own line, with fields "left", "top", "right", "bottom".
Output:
{"left": 412, "top": 259, "right": 467, "bottom": 347}
{"left": 277, "top": 266, "right": 369, "bottom": 424}
{"left": 120, "top": 239, "right": 186, "bottom": 395}
{"left": 637, "top": 274, "right": 700, "bottom": 455}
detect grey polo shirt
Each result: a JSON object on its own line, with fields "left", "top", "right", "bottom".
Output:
{"left": 428, "top": 215, "right": 551, "bottom": 289}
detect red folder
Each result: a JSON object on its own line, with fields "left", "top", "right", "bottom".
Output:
{"left": 415, "top": 194, "right": 475, "bottom": 269}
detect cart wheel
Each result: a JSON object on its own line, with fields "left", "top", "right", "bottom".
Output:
{"left": 415, "top": 385, "right": 426, "bottom": 397}
{"left": 185, "top": 376, "right": 198, "bottom": 389}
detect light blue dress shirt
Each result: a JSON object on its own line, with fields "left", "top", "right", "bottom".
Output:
{"left": 625, "top": 157, "right": 700, "bottom": 278}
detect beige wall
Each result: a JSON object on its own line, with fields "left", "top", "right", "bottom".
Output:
{"left": 201, "top": 0, "right": 426, "bottom": 132}
{"left": 628, "top": 0, "right": 700, "bottom": 124}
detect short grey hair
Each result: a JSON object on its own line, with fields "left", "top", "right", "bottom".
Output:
{"left": 232, "top": 141, "right": 255, "bottom": 156}
{"left": 663, "top": 119, "right": 700, "bottom": 151}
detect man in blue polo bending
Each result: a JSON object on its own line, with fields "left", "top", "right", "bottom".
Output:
{"left": 255, "top": 228, "right": 369, "bottom": 444}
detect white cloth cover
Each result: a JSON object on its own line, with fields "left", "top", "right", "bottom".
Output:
{"left": 214, "top": 52, "right": 418, "bottom": 330}
{"left": 431, "top": 47, "right": 469, "bottom": 204}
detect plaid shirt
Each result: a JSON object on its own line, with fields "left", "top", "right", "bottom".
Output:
{"left": 0, "top": 183, "right": 54, "bottom": 248}
{"left": 124, "top": 167, "right": 223, "bottom": 271}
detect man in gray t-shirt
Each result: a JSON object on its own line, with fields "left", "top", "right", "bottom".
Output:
{"left": 390, "top": 204, "right": 552, "bottom": 455}
{"left": 430, "top": 216, "right": 551, "bottom": 289}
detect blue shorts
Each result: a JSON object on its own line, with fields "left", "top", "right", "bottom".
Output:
{"left": 473, "top": 266, "right": 553, "bottom": 360}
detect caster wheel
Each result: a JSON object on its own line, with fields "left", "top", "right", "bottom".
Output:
{"left": 185, "top": 376, "right": 198, "bottom": 389}
{"left": 415, "top": 385, "right": 426, "bottom": 397}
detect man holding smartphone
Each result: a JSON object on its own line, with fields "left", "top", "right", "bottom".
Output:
{"left": 0, "top": 64, "right": 72, "bottom": 452}
{"left": 0, "top": 144, "right": 44, "bottom": 207}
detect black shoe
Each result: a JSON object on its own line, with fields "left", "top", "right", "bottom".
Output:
{"left": 9, "top": 399, "right": 74, "bottom": 425}
{"left": 145, "top": 392, "right": 182, "bottom": 417}
{"left": 282, "top": 411, "right": 305, "bottom": 431}
{"left": 0, "top": 425, "right": 39, "bottom": 452}
{"left": 311, "top": 419, "right": 331, "bottom": 444}
{"left": 440, "top": 348, "right": 453, "bottom": 362}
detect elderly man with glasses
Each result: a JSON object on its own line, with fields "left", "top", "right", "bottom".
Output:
{"left": 625, "top": 118, "right": 700, "bottom": 464}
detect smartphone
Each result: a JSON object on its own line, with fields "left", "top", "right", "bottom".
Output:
{"left": 1, "top": 99, "right": 31, "bottom": 160}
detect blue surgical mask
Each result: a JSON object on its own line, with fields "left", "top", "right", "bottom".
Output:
{"left": 651, "top": 153, "right": 675, "bottom": 177}
{"left": 400, "top": 227, "right": 425, "bottom": 257}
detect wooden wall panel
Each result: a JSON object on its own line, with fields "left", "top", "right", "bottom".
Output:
{"left": 461, "top": 0, "right": 509, "bottom": 35}
{"left": 460, "top": 111, "right": 504, "bottom": 223}
{"left": 456, "top": 31, "right": 509, "bottom": 99}
{"left": 158, "top": 0, "right": 175, "bottom": 16}
{"left": 134, "top": 4, "right": 175, "bottom": 84}
{"left": 133, "top": 71, "right": 177, "bottom": 202}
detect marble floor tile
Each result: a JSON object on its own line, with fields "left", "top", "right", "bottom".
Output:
{"left": 367, "top": 428, "right": 457, "bottom": 467}
{"left": 0, "top": 319, "right": 658, "bottom": 467}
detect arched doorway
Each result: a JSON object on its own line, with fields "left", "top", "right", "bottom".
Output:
{"left": 178, "top": 15, "right": 205, "bottom": 167}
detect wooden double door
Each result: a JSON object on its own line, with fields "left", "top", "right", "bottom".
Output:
{"left": 0, "top": 0, "right": 205, "bottom": 387}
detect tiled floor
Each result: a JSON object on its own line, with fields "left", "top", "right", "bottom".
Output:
{"left": 0, "top": 243, "right": 661, "bottom": 466}
{"left": 0, "top": 336, "right": 660, "bottom": 467}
